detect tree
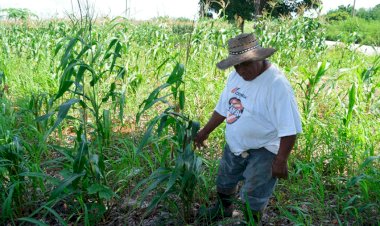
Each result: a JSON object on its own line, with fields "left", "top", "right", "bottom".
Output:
{"left": 254, "top": 0, "right": 266, "bottom": 17}
{"left": 200, "top": 0, "right": 322, "bottom": 18}
{"left": 199, "top": 0, "right": 254, "bottom": 32}
{"left": 199, "top": 0, "right": 321, "bottom": 32}
{"left": 0, "top": 8, "right": 37, "bottom": 20}
{"left": 356, "top": 4, "right": 380, "bottom": 20}
{"left": 264, "top": 0, "right": 322, "bottom": 17}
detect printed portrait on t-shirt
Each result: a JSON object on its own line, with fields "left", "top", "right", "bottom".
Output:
{"left": 227, "top": 97, "right": 244, "bottom": 124}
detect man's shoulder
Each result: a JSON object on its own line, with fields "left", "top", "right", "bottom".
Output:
{"left": 266, "top": 66, "right": 293, "bottom": 92}
{"left": 263, "top": 65, "right": 287, "bottom": 84}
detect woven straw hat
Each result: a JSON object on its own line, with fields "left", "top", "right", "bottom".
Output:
{"left": 216, "top": 33, "right": 276, "bottom": 70}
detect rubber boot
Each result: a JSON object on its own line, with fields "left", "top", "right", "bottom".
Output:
{"left": 198, "top": 192, "right": 234, "bottom": 221}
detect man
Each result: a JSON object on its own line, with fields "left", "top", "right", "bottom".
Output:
{"left": 195, "top": 33, "right": 302, "bottom": 224}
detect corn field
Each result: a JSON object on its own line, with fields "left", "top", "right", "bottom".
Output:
{"left": 0, "top": 14, "right": 379, "bottom": 225}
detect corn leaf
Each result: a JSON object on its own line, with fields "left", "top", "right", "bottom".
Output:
{"left": 44, "top": 99, "right": 80, "bottom": 140}
{"left": 50, "top": 172, "right": 85, "bottom": 200}
{"left": 18, "top": 217, "right": 49, "bottom": 226}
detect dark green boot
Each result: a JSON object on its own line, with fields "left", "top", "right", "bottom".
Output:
{"left": 198, "top": 192, "right": 234, "bottom": 221}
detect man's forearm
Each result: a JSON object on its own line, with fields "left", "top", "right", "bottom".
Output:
{"left": 201, "top": 111, "right": 226, "bottom": 134}
{"left": 276, "top": 135, "right": 297, "bottom": 161}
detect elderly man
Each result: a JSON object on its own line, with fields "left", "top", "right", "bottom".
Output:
{"left": 195, "top": 33, "right": 302, "bottom": 224}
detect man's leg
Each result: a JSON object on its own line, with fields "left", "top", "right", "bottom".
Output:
{"left": 200, "top": 144, "right": 246, "bottom": 220}
{"left": 241, "top": 148, "right": 277, "bottom": 223}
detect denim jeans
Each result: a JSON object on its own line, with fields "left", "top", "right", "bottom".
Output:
{"left": 216, "top": 144, "right": 277, "bottom": 212}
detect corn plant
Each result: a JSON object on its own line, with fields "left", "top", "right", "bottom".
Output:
{"left": 296, "top": 62, "right": 329, "bottom": 161}
{"left": 357, "top": 56, "right": 380, "bottom": 113}
{"left": 0, "top": 136, "right": 27, "bottom": 224}
{"left": 133, "top": 62, "right": 203, "bottom": 223}
{"left": 36, "top": 12, "right": 127, "bottom": 224}
{"left": 299, "top": 61, "right": 329, "bottom": 119}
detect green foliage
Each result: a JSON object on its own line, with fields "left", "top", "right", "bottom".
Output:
{"left": 325, "top": 10, "right": 351, "bottom": 21}
{"left": 253, "top": 17, "right": 326, "bottom": 65}
{"left": 0, "top": 8, "right": 37, "bottom": 20}
{"left": 325, "top": 4, "right": 380, "bottom": 21}
{"left": 265, "top": 0, "right": 321, "bottom": 17}
{"left": 324, "top": 17, "right": 380, "bottom": 45}
{"left": 134, "top": 62, "right": 203, "bottom": 223}
{"left": 356, "top": 4, "right": 380, "bottom": 20}
{"left": 210, "top": 0, "right": 255, "bottom": 21}
{"left": 201, "top": 0, "right": 321, "bottom": 19}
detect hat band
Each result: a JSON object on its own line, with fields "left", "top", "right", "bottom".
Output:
{"left": 229, "top": 44, "right": 260, "bottom": 55}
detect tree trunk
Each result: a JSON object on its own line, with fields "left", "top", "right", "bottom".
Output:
{"left": 234, "top": 14, "right": 244, "bottom": 33}
{"left": 254, "top": 0, "right": 266, "bottom": 17}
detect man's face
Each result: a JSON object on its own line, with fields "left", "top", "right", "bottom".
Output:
{"left": 230, "top": 98, "right": 243, "bottom": 110}
{"left": 234, "top": 60, "right": 263, "bottom": 81}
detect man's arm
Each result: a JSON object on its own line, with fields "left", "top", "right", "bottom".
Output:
{"left": 272, "top": 135, "right": 297, "bottom": 179}
{"left": 194, "top": 111, "right": 226, "bottom": 148}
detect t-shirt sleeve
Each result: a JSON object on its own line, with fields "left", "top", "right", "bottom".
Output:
{"left": 269, "top": 78, "right": 303, "bottom": 137}
{"left": 214, "top": 86, "right": 228, "bottom": 117}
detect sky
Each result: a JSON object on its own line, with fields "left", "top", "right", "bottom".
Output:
{"left": 0, "top": 0, "right": 379, "bottom": 20}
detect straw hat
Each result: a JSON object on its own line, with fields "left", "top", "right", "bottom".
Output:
{"left": 216, "top": 33, "right": 276, "bottom": 70}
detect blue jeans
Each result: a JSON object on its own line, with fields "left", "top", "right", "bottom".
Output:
{"left": 216, "top": 144, "right": 277, "bottom": 212}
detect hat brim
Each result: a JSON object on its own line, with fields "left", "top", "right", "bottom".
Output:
{"left": 216, "top": 47, "right": 276, "bottom": 70}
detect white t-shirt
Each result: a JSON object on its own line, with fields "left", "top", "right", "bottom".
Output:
{"left": 215, "top": 65, "right": 302, "bottom": 155}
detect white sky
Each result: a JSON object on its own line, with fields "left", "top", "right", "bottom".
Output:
{"left": 0, "top": 0, "right": 379, "bottom": 20}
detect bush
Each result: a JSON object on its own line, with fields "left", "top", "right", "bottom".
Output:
{"left": 325, "top": 11, "right": 350, "bottom": 21}
{"left": 324, "top": 17, "right": 380, "bottom": 45}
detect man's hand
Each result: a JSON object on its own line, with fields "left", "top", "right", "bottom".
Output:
{"left": 272, "top": 157, "right": 288, "bottom": 179}
{"left": 272, "top": 135, "right": 296, "bottom": 179}
{"left": 193, "top": 111, "right": 226, "bottom": 149}
{"left": 194, "top": 129, "right": 209, "bottom": 149}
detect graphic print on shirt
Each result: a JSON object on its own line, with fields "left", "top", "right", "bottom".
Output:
{"left": 231, "top": 87, "right": 247, "bottom": 99}
{"left": 227, "top": 97, "right": 244, "bottom": 124}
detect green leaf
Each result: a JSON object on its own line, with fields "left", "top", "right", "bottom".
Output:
{"left": 136, "top": 83, "right": 170, "bottom": 123}
{"left": 118, "top": 89, "right": 126, "bottom": 121}
{"left": 35, "top": 111, "right": 55, "bottom": 122}
{"left": 140, "top": 170, "right": 170, "bottom": 204}
{"left": 50, "top": 172, "right": 85, "bottom": 200}
{"left": 55, "top": 80, "right": 74, "bottom": 100}
{"left": 19, "top": 172, "right": 53, "bottom": 180}
{"left": 360, "top": 156, "right": 380, "bottom": 169}
{"left": 104, "top": 37, "right": 119, "bottom": 60}
{"left": 54, "top": 37, "right": 66, "bottom": 56}
{"left": 157, "top": 114, "right": 168, "bottom": 137}
{"left": 137, "top": 115, "right": 161, "bottom": 153}
{"left": 101, "top": 83, "right": 116, "bottom": 103}
{"left": 144, "top": 195, "right": 164, "bottom": 216}
{"left": 0, "top": 70, "right": 5, "bottom": 84}
{"left": 61, "top": 37, "right": 79, "bottom": 69}
{"left": 2, "top": 182, "right": 17, "bottom": 219}
{"left": 164, "top": 170, "right": 178, "bottom": 194}
{"left": 166, "top": 63, "right": 184, "bottom": 85}
{"left": 179, "top": 90, "right": 185, "bottom": 110}
{"left": 87, "top": 184, "right": 102, "bottom": 194}
{"left": 99, "top": 187, "right": 115, "bottom": 200}
{"left": 73, "top": 135, "right": 88, "bottom": 174}
{"left": 18, "top": 217, "right": 49, "bottom": 226}
{"left": 43, "top": 206, "right": 68, "bottom": 226}
{"left": 103, "top": 109, "right": 111, "bottom": 144}
{"left": 110, "top": 42, "right": 122, "bottom": 73}
{"left": 190, "top": 121, "right": 200, "bottom": 140}
{"left": 314, "top": 61, "right": 328, "bottom": 85}
{"left": 345, "top": 84, "right": 357, "bottom": 127}
{"left": 44, "top": 99, "right": 80, "bottom": 140}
